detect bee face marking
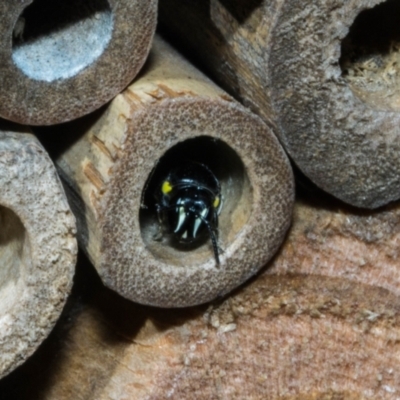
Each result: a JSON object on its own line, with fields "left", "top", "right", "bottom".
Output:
{"left": 162, "top": 180, "right": 173, "bottom": 195}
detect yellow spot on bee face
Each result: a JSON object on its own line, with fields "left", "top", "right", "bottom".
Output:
{"left": 213, "top": 196, "right": 220, "bottom": 208}
{"left": 162, "top": 181, "right": 173, "bottom": 194}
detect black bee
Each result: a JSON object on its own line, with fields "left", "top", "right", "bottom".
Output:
{"left": 155, "top": 161, "right": 223, "bottom": 265}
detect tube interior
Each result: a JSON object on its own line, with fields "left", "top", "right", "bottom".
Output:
{"left": 12, "top": 0, "right": 113, "bottom": 82}
{"left": 140, "top": 136, "right": 252, "bottom": 267}
{"left": 340, "top": 0, "right": 400, "bottom": 111}
{"left": 0, "top": 206, "right": 28, "bottom": 316}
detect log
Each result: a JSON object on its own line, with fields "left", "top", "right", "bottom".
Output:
{"left": 35, "top": 36, "right": 295, "bottom": 308}
{"left": 1, "top": 194, "right": 400, "bottom": 398}
{"left": 0, "top": 122, "right": 77, "bottom": 379}
{"left": 269, "top": 191, "right": 400, "bottom": 296}
{"left": 159, "top": 0, "right": 400, "bottom": 209}
{"left": 0, "top": 0, "right": 157, "bottom": 125}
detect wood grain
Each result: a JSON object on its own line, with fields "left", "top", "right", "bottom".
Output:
{"left": 1, "top": 192, "right": 400, "bottom": 398}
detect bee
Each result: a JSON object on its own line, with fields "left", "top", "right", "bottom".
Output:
{"left": 155, "top": 161, "right": 223, "bottom": 265}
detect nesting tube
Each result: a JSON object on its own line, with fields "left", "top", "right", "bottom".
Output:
{"left": 38, "top": 36, "right": 294, "bottom": 308}
{"left": 0, "top": 125, "right": 76, "bottom": 378}
{"left": 159, "top": 0, "right": 400, "bottom": 209}
{"left": 0, "top": 0, "right": 157, "bottom": 125}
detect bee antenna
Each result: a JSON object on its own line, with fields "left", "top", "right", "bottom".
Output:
{"left": 197, "top": 213, "right": 220, "bottom": 266}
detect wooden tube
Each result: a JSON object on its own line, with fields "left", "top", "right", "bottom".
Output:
{"left": 0, "top": 124, "right": 77, "bottom": 378}
{"left": 37, "top": 36, "right": 294, "bottom": 308}
{"left": 159, "top": 0, "right": 400, "bottom": 209}
{"left": 0, "top": 0, "right": 156, "bottom": 125}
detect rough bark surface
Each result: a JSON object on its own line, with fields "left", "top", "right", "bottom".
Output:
{"left": 159, "top": 0, "right": 400, "bottom": 209}
{"left": 0, "top": 0, "right": 156, "bottom": 125}
{"left": 36, "top": 36, "right": 294, "bottom": 307}
{"left": 0, "top": 123, "right": 77, "bottom": 379}
{"left": 1, "top": 193, "right": 400, "bottom": 398}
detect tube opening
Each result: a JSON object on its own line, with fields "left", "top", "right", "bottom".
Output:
{"left": 0, "top": 206, "right": 29, "bottom": 315}
{"left": 140, "top": 136, "right": 252, "bottom": 267}
{"left": 340, "top": 0, "right": 400, "bottom": 111}
{"left": 12, "top": 0, "right": 113, "bottom": 82}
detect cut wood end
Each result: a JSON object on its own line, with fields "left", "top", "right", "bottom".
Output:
{"left": 99, "top": 97, "right": 294, "bottom": 307}
{"left": 269, "top": 194, "right": 400, "bottom": 298}
{"left": 20, "top": 273, "right": 400, "bottom": 399}
{"left": 340, "top": 0, "right": 400, "bottom": 112}
{"left": 118, "top": 274, "right": 400, "bottom": 398}
{"left": 2, "top": 187, "right": 400, "bottom": 397}
{"left": 269, "top": 0, "right": 400, "bottom": 208}
{"left": 0, "top": 128, "right": 77, "bottom": 378}
{"left": 40, "top": 36, "right": 294, "bottom": 308}
{"left": 0, "top": 0, "right": 157, "bottom": 125}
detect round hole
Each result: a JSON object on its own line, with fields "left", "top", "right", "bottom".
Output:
{"left": 139, "top": 137, "right": 252, "bottom": 267}
{"left": 0, "top": 206, "right": 29, "bottom": 316}
{"left": 12, "top": 0, "right": 113, "bottom": 82}
{"left": 340, "top": 0, "right": 400, "bottom": 111}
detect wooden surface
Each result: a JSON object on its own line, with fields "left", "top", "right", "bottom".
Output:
{"left": 0, "top": 188, "right": 399, "bottom": 398}
{"left": 159, "top": 0, "right": 400, "bottom": 209}
{"left": 0, "top": 2, "right": 399, "bottom": 396}
{"left": 0, "top": 122, "right": 77, "bottom": 379}
{"left": 36, "top": 36, "right": 294, "bottom": 308}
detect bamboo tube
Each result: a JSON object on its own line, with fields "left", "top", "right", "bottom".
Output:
{"left": 159, "top": 0, "right": 400, "bottom": 209}
{"left": 36, "top": 36, "right": 294, "bottom": 308}
{"left": 0, "top": 123, "right": 77, "bottom": 379}
{"left": 0, "top": 0, "right": 156, "bottom": 125}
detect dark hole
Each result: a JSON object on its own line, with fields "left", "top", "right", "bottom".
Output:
{"left": 14, "top": 0, "right": 110, "bottom": 44}
{"left": 140, "top": 136, "right": 247, "bottom": 263}
{"left": 12, "top": 0, "right": 112, "bottom": 82}
{"left": 340, "top": 0, "right": 400, "bottom": 74}
{"left": 218, "top": 0, "right": 263, "bottom": 23}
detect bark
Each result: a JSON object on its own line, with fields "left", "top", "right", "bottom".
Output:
{"left": 35, "top": 36, "right": 294, "bottom": 308}
{"left": 0, "top": 122, "right": 77, "bottom": 379}
{"left": 0, "top": 0, "right": 156, "bottom": 125}
{"left": 159, "top": 0, "right": 400, "bottom": 209}
{"left": 1, "top": 194, "right": 400, "bottom": 398}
